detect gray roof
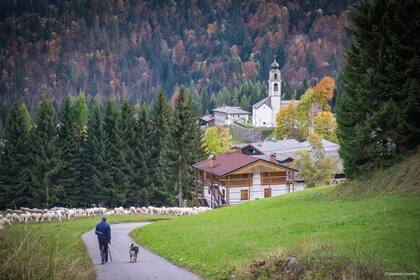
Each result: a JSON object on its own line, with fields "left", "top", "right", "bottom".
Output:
{"left": 249, "top": 139, "right": 343, "bottom": 173}
{"left": 212, "top": 105, "right": 250, "bottom": 115}
{"left": 252, "top": 96, "right": 271, "bottom": 109}
{"left": 200, "top": 115, "right": 214, "bottom": 122}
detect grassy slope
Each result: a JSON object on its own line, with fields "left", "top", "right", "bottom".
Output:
{"left": 0, "top": 215, "right": 172, "bottom": 280}
{"left": 134, "top": 151, "right": 420, "bottom": 279}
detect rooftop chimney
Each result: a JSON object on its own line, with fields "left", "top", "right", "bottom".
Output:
{"left": 270, "top": 153, "right": 277, "bottom": 163}
{"left": 209, "top": 155, "right": 217, "bottom": 168}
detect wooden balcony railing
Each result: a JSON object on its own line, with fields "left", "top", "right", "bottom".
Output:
{"left": 261, "top": 176, "right": 288, "bottom": 185}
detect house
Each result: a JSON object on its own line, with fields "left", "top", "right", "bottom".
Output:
{"left": 212, "top": 105, "right": 250, "bottom": 126}
{"left": 193, "top": 152, "right": 297, "bottom": 208}
{"left": 232, "top": 138, "right": 345, "bottom": 183}
{"left": 199, "top": 115, "right": 215, "bottom": 128}
{"left": 252, "top": 58, "right": 297, "bottom": 127}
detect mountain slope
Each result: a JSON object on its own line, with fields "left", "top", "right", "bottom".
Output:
{"left": 133, "top": 150, "right": 420, "bottom": 279}
{"left": 0, "top": 0, "right": 354, "bottom": 117}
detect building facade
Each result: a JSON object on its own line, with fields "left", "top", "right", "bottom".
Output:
{"left": 212, "top": 105, "right": 250, "bottom": 126}
{"left": 193, "top": 152, "right": 296, "bottom": 208}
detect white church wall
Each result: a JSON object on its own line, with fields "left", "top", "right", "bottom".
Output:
{"left": 253, "top": 104, "right": 273, "bottom": 127}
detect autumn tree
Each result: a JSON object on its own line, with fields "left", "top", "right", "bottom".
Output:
{"left": 291, "top": 133, "right": 338, "bottom": 188}
{"left": 313, "top": 76, "right": 335, "bottom": 110}
{"left": 275, "top": 101, "right": 304, "bottom": 140}
{"left": 314, "top": 112, "right": 337, "bottom": 143}
{"left": 204, "top": 126, "right": 232, "bottom": 154}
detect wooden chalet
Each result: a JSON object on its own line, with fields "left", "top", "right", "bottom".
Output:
{"left": 193, "top": 152, "right": 296, "bottom": 208}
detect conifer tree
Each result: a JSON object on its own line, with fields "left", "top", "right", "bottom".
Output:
{"left": 103, "top": 99, "right": 130, "bottom": 206}
{"left": 165, "top": 87, "right": 202, "bottom": 206}
{"left": 135, "top": 104, "right": 152, "bottom": 205}
{"left": 121, "top": 100, "right": 145, "bottom": 206}
{"left": 336, "top": 0, "right": 420, "bottom": 178}
{"left": 149, "top": 89, "right": 171, "bottom": 187}
{"left": 0, "top": 102, "right": 33, "bottom": 208}
{"left": 31, "top": 97, "right": 62, "bottom": 208}
{"left": 80, "top": 98, "right": 106, "bottom": 206}
{"left": 57, "top": 95, "right": 81, "bottom": 206}
{"left": 73, "top": 93, "right": 89, "bottom": 132}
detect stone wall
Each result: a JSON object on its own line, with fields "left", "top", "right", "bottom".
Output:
{"left": 231, "top": 123, "right": 274, "bottom": 143}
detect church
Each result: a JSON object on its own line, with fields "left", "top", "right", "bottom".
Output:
{"left": 252, "top": 58, "right": 294, "bottom": 127}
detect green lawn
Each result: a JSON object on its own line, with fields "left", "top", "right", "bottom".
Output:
{"left": 0, "top": 215, "right": 172, "bottom": 280}
{"left": 133, "top": 188, "right": 420, "bottom": 279}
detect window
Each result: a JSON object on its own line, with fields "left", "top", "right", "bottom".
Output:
{"left": 264, "top": 188, "right": 272, "bottom": 198}
{"left": 274, "top": 83, "right": 279, "bottom": 92}
{"left": 241, "top": 189, "right": 249, "bottom": 200}
{"left": 274, "top": 73, "right": 278, "bottom": 79}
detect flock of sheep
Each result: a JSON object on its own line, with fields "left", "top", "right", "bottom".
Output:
{"left": 0, "top": 206, "right": 212, "bottom": 231}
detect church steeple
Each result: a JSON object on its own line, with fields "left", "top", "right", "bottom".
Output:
{"left": 268, "top": 56, "right": 281, "bottom": 97}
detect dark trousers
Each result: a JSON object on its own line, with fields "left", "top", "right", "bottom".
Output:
{"left": 98, "top": 240, "right": 109, "bottom": 263}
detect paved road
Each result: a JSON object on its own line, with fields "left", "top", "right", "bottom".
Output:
{"left": 82, "top": 222, "right": 200, "bottom": 280}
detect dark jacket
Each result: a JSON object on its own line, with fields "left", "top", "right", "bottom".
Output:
{"left": 95, "top": 221, "right": 111, "bottom": 242}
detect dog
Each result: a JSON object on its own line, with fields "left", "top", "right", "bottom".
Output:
{"left": 129, "top": 243, "right": 139, "bottom": 263}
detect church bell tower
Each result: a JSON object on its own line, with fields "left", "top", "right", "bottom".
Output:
{"left": 269, "top": 57, "right": 281, "bottom": 126}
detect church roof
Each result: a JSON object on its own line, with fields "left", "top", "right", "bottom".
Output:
{"left": 212, "top": 105, "right": 250, "bottom": 115}
{"left": 271, "top": 58, "right": 279, "bottom": 69}
{"left": 252, "top": 96, "right": 271, "bottom": 109}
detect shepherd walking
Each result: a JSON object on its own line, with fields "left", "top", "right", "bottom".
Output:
{"left": 95, "top": 216, "right": 111, "bottom": 264}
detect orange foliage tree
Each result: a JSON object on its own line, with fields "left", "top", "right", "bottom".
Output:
{"left": 313, "top": 76, "right": 335, "bottom": 110}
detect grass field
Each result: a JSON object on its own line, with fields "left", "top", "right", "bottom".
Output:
{"left": 0, "top": 215, "right": 172, "bottom": 280}
{"left": 133, "top": 151, "right": 420, "bottom": 279}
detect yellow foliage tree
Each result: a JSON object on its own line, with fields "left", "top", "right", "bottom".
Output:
{"left": 275, "top": 100, "right": 305, "bottom": 140}
{"left": 313, "top": 111, "right": 337, "bottom": 143}
{"left": 313, "top": 76, "right": 335, "bottom": 110}
{"left": 291, "top": 133, "right": 338, "bottom": 188}
{"left": 204, "top": 126, "right": 232, "bottom": 155}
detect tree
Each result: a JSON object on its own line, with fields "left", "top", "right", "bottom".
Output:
{"left": 204, "top": 126, "right": 232, "bottom": 154}
{"left": 103, "top": 99, "right": 130, "bottom": 206}
{"left": 31, "top": 98, "right": 62, "bottom": 208}
{"left": 57, "top": 95, "right": 81, "bottom": 206}
{"left": 80, "top": 97, "right": 106, "bottom": 206}
{"left": 165, "top": 87, "right": 201, "bottom": 206}
{"left": 149, "top": 89, "right": 171, "bottom": 189}
{"left": 73, "top": 92, "right": 89, "bottom": 132}
{"left": 313, "top": 76, "right": 335, "bottom": 110}
{"left": 275, "top": 101, "right": 304, "bottom": 140}
{"left": 313, "top": 112, "right": 337, "bottom": 143}
{"left": 0, "top": 102, "right": 34, "bottom": 208}
{"left": 291, "top": 133, "right": 338, "bottom": 188}
{"left": 336, "top": 0, "right": 420, "bottom": 178}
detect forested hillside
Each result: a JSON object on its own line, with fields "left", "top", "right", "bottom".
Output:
{"left": 0, "top": 0, "right": 354, "bottom": 119}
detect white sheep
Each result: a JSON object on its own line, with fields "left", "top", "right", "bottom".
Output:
{"left": 0, "top": 218, "right": 12, "bottom": 227}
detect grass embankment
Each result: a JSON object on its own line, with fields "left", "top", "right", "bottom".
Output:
{"left": 134, "top": 151, "right": 420, "bottom": 279}
{"left": 0, "top": 215, "right": 172, "bottom": 280}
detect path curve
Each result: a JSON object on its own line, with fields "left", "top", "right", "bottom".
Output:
{"left": 82, "top": 222, "right": 200, "bottom": 280}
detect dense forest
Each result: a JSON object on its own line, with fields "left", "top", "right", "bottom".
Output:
{"left": 0, "top": 88, "right": 206, "bottom": 209}
{"left": 0, "top": 0, "right": 354, "bottom": 119}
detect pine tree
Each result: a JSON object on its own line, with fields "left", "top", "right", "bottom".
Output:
{"left": 31, "top": 97, "right": 62, "bottom": 208}
{"left": 336, "top": 0, "right": 420, "bottom": 178}
{"left": 149, "top": 89, "right": 171, "bottom": 186}
{"left": 103, "top": 99, "right": 130, "bottom": 206}
{"left": 164, "top": 87, "right": 203, "bottom": 206}
{"left": 80, "top": 97, "right": 106, "bottom": 206}
{"left": 0, "top": 102, "right": 34, "bottom": 208}
{"left": 57, "top": 95, "right": 81, "bottom": 206}
{"left": 135, "top": 105, "right": 152, "bottom": 205}
{"left": 121, "top": 100, "right": 145, "bottom": 206}
{"left": 73, "top": 92, "right": 89, "bottom": 132}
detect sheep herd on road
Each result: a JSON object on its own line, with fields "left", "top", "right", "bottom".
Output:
{"left": 0, "top": 206, "right": 212, "bottom": 231}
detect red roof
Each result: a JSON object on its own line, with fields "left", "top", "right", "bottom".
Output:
{"left": 192, "top": 152, "right": 259, "bottom": 176}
